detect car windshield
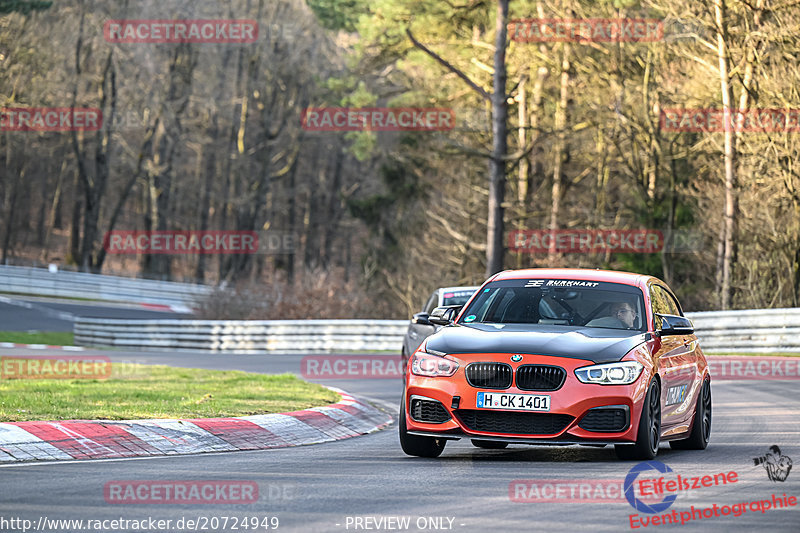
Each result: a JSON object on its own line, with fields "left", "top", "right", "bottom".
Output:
{"left": 457, "top": 279, "right": 646, "bottom": 331}
{"left": 442, "top": 290, "right": 476, "bottom": 307}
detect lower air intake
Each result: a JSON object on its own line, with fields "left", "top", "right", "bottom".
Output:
{"left": 455, "top": 409, "right": 573, "bottom": 435}
{"left": 578, "top": 407, "right": 629, "bottom": 432}
{"left": 410, "top": 398, "right": 451, "bottom": 424}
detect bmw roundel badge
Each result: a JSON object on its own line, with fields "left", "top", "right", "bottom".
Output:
{"left": 511, "top": 354, "right": 523, "bottom": 362}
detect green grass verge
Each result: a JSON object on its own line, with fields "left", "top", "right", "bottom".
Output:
{"left": 0, "top": 331, "right": 75, "bottom": 346}
{"left": 0, "top": 363, "right": 339, "bottom": 422}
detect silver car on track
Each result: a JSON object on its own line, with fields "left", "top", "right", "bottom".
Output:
{"left": 400, "top": 286, "right": 479, "bottom": 375}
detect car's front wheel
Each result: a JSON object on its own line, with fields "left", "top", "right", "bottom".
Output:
{"left": 399, "top": 399, "right": 446, "bottom": 458}
{"left": 401, "top": 348, "right": 408, "bottom": 387}
{"left": 615, "top": 378, "right": 661, "bottom": 460}
{"left": 670, "top": 378, "right": 711, "bottom": 450}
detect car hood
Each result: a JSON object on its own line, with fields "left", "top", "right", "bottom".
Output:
{"left": 424, "top": 323, "right": 648, "bottom": 364}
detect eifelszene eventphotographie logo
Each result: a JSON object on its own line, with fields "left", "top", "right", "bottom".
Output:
{"left": 625, "top": 461, "right": 677, "bottom": 514}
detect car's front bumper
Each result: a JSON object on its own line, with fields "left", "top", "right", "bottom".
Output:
{"left": 404, "top": 353, "right": 651, "bottom": 444}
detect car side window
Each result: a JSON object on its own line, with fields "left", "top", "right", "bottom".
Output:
{"left": 662, "top": 287, "right": 683, "bottom": 316}
{"left": 486, "top": 289, "right": 519, "bottom": 322}
{"left": 467, "top": 288, "right": 510, "bottom": 322}
{"left": 656, "top": 286, "right": 680, "bottom": 316}
{"left": 650, "top": 285, "right": 670, "bottom": 330}
{"left": 651, "top": 285, "right": 680, "bottom": 329}
{"left": 423, "top": 292, "right": 438, "bottom": 314}
{"left": 464, "top": 289, "right": 497, "bottom": 321}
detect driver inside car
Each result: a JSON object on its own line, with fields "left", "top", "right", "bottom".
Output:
{"left": 609, "top": 301, "right": 638, "bottom": 328}
{"left": 584, "top": 300, "right": 638, "bottom": 329}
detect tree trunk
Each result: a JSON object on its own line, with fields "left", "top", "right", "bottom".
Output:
{"left": 714, "top": 0, "right": 737, "bottom": 309}
{"left": 662, "top": 153, "right": 678, "bottom": 286}
{"left": 528, "top": 64, "right": 548, "bottom": 190}
{"left": 219, "top": 44, "right": 247, "bottom": 281}
{"left": 1, "top": 169, "right": 21, "bottom": 264}
{"left": 304, "top": 150, "right": 328, "bottom": 270}
{"left": 72, "top": 44, "right": 116, "bottom": 273}
{"left": 517, "top": 76, "right": 529, "bottom": 208}
{"left": 485, "top": 0, "right": 509, "bottom": 277}
{"left": 515, "top": 76, "right": 528, "bottom": 269}
{"left": 548, "top": 40, "right": 571, "bottom": 265}
{"left": 69, "top": 169, "right": 82, "bottom": 265}
{"left": 95, "top": 120, "right": 158, "bottom": 274}
{"left": 285, "top": 155, "right": 299, "bottom": 285}
{"left": 322, "top": 148, "right": 344, "bottom": 268}
{"left": 45, "top": 160, "right": 66, "bottom": 250}
{"left": 195, "top": 135, "right": 215, "bottom": 283}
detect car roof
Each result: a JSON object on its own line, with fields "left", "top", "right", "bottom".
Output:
{"left": 489, "top": 268, "right": 655, "bottom": 288}
{"left": 438, "top": 286, "right": 480, "bottom": 294}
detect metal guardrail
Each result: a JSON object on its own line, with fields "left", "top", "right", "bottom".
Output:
{"left": 74, "top": 318, "right": 408, "bottom": 353}
{"left": 0, "top": 265, "right": 211, "bottom": 310}
{"left": 685, "top": 308, "right": 800, "bottom": 353}
{"left": 73, "top": 308, "right": 800, "bottom": 354}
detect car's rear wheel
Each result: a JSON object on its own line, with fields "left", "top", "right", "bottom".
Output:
{"left": 471, "top": 439, "right": 508, "bottom": 449}
{"left": 399, "top": 399, "right": 446, "bottom": 458}
{"left": 615, "top": 378, "right": 661, "bottom": 460}
{"left": 670, "top": 378, "right": 711, "bottom": 450}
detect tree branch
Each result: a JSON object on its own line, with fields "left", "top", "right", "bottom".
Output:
{"left": 428, "top": 210, "right": 488, "bottom": 251}
{"left": 406, "top": 28, "right": 491, "bottom": 101}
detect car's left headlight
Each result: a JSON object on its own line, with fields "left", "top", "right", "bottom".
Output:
{"left": 411, "top": 352, "right": 459, "bottom": 377}
{"left": 575, "top": 361, "right": 643, "bottom": 385}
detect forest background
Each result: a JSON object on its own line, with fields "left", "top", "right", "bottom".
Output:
{"left": 1, "top": 0, "right": 799, "bottom": 318}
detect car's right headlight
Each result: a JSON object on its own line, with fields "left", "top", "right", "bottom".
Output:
{"left": 574, "top": 361, "right": 643, "bottom": 385}
{"left": 411, "top": 352, "right": 459, "bottom": 377}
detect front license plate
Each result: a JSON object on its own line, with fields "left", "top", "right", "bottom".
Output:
{"left": 476, "top": 392, "right": 550, "bottom": 411}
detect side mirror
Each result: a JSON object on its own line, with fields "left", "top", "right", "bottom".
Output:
{"left": 429, "top": 305, "right": 462, "bottom": 326}
{"left": 411, "top": 312, "right": 433, "bottom": 326}
{"left": 655, "top": 313, "right": 694, "bottom": 336}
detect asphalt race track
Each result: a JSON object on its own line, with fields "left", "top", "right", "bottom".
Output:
{"left": 0, "top": 297, "right": 192, "bottom": 332}
{"left": 1, "top": 347, "right": 798, "bottom": 533}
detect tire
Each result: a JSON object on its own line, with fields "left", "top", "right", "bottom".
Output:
{"left": 401, "top": 348, "right": 407, "bottom": 388}
{"left": 615, "top": 378, "right": 661, "bottom": 460}
{"left": 670, "top": 378, "right": 711, "bottom": 450}
{"left": 471, "top": 439, "right": 508, "bottom": 449}
{"left": 399, "top": 399, "right": 446, "bottom": 458}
